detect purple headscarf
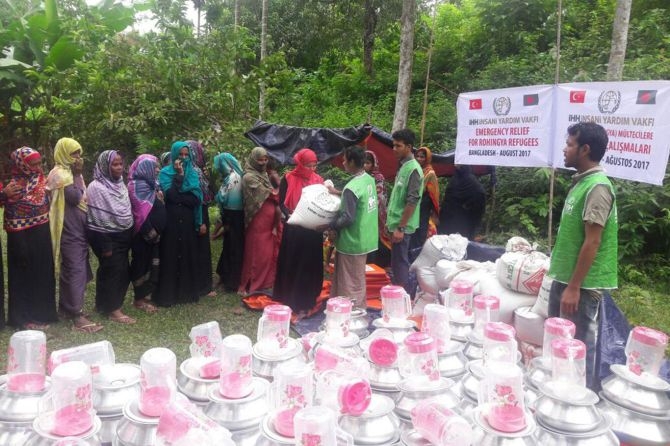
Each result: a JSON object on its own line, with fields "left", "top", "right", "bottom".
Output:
{"left": 86, "top": 150, "right": 133, "bottom": 233}
{"left": 128, "top": 154, "right": 159, "bottom": 234}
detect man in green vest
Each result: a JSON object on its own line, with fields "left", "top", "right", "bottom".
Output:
{"left": 328, "top": 146, "right": 378, "bottom": 308}
{"left": 548, "top": 122, "right": 618, "bottom": 390}
{"left": 386, "top": 129, "right": 423, "bottom": 293}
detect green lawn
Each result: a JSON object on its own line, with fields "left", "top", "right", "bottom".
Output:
{"left": 0, "top": 237, "right": 262, "bottom": 372}
{"left": 1, "top": 233, "right": 668, "bottom": 372}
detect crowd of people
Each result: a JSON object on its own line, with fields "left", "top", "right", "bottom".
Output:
{"left": 0, "top": 128, "right": 490, "bottom": 331}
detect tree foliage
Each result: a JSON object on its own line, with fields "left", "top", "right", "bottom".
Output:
{"left": 0, "top": 0, "right": 669, "bottom": 262}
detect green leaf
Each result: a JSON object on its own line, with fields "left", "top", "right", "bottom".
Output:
{"left": 44, "top": 36, "right": 84, "bottom": 70}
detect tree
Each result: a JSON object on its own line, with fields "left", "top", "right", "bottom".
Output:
{"left": 363, "top": 0, "right": 378, "bottom": 76}
{"left": 259, "top": 0, "right": 268, "bottom": 118}
{"left": 392, "top": 0, "right": 416, "bottom": 131}
{"left": 607, "top": 0, "right": 632, "bottom": 80}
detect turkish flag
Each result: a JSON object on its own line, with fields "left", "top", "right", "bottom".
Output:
{"left": 569, "top": 90, "right": 586, "bottom": 103}
{"left": 469, "top": 99, "right": 482, "bottom": 110}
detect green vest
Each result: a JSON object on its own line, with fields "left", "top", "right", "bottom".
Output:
{"left": 549, "top": 172, "right": 618, "bottom": 289}
{"left": 336, "top": 173, "right": 379, "bottom": 255}
{"left": 386, "top": 158, "right": 423, "bottom": 233}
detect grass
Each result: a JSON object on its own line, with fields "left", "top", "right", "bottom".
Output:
{"left": 0, "top": 237, "right": 263, "bottom": 372}
{"left": 1, "top": 222, "right": 669, "bottom": 370}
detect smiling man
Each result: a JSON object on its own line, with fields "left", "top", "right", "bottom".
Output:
{"left": 548, "top": 121, "right": 618, "bottom": 390}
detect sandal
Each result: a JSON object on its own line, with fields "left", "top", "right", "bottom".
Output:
{"left": 109, "top": 314, "right": 136, "bottom": 324}
{"left": 73, "top": 322, "right": 104, "bottom": 333}
{"left": 23, "top": 322, "right": 49, "bottom": 330}
{"left": 133, "top": 300, "right": 158, "bottom": 314}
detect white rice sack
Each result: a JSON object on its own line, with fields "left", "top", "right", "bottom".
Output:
{"left": 531, "top": 272, "right": 553, "bottom": 318}
{"left": 505, "top": 236, "right": 535, "bottom": 253}
{"left": 410, "top": 234, "right": 468, "bottom": 271}
{"left": 287, "top": 183, "right": 341, "bottom": 229}
{"left": 496, "top": 250, "right": 549, "bottom": 295}
{"left": 514, "top": 306, "right": 546, "bottom": 346}
{"left": 434, "top": 259, "right": 457, "bottom": 289}
{"left": 412, "top": 291, "right": 438, "bottom": 317}
{"left": 476, "top": 274, "right": 538, "bottom": 325}
{"left": 416, "top": 266, "right": 439, "bottom": 295}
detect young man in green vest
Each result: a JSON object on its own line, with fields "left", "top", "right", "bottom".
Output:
{"left": 386, "top": 129, "right": 423, "bottom": 293}
{"left": 548, "top": 122, "right": 617, "bottom": 390}
{"left": 328, "top": 146, "right": 378, "bottom": 308}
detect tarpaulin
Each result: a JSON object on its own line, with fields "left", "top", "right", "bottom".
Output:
{"left": 244, "top": 121, "right": 495, "bottom": 182}
{"left": 244, "top": 120, "right": 370, "bottom": 165}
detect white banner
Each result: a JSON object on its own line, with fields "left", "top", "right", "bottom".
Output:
{"left": 455, "top": 85, "right": 554, "bottom": 167}
{"left": 553, "top": 81, "right": 670, "bottom": 186}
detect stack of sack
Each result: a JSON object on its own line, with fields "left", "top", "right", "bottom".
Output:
{"left": 412, "top": 235, "right": 553, "bottom": 363}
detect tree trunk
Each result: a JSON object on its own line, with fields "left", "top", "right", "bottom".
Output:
{"left": 259, "top": 0, "right": 268, "bottom": 119}
{"left": 392, "top": 0, "right": 416, "bottom": 132}
{"left": 607, "top": 0, "right": 632, "bottom": 81}
{"left": 234, "top": 0, "right": 239, "bottom": 28}
{"left": 363, "top": 0, "right": 378, "bottom": 77}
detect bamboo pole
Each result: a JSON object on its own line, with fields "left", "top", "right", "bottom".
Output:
{"left": 548, "top": 0, "right": 563, "bottom": 249}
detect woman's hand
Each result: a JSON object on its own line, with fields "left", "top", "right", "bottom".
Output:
{"left": 174, "top": 159, "right": 184, "bottom": 176}
{"left": 3, "top": 180, "right": 21, "bottom": 199}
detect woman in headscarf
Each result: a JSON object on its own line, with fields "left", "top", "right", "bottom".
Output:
{"left": 87, "top": 150, "right": 135, "bottom": 323}
{"left": 438, "top": 165, "right": 486, "bottom": 240}
{"left": 3, "top": 147, "right": 58, "bottom": 329}
{"left": 213, "top": 152, "right": 245, "bottom": 292}
{"left": 128, "top": 154, "right": 166, "bottom": 313}
{"left": 239, "top": 147, "right": 280, "bottom": 295}
{"left": 47, "top": 138, "right": 100, "bottom": 332}
{"left": 187, "top": 140, "right": 217, "bottom": 297}
{"left": 273, "top": 148, "right": 324, "bottom": 318}
{"left": 410, "top": 147, "right": 440, "bottom": 256}
{"left": 160, "top": 151, "right": 171, "bottom": 167}
{"left": 154, "top": 141, "right": 203, "bottom": 306}
{"left": 363, "top": 150, "right": 390, "bottom": 267}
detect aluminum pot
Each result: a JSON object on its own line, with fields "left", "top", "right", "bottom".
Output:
{"left": 601, "top": 364, "right": 670, "bottom": 417}
{"left": 312, "top": 332, "right": 363, "bottom": 357}
{"left": 177, "top": 357, "right": 219, "bottom": 402}
{"left": 0, "top": 375, "right": 51, "bottom": 422}
{"left": 400, "top": 429, "right": 431, "bottom": 446}
{"left": 367, "top": 361, "right": 403, "bottom": 391}
{"left": 255, "top": 414, "right": 294, "bottom": 446}
{"left": 370, "top": 386, "right": 401, "bottom": 403}
{"left": 395, "top": 378, "right": 460, "bottom": 421}
{"left": 525, "top": 357, "right": 552, "bottom": 390}
{"left": 534, "top": 382, "right": 602, "bottom": 433}
{"left": 471, "top": 408, "right": 537, "bottom": 446}
{"left": 338, "top": 394, "right": 400, "bottom": 445}
{"left": 371, "top": 318, "right": 417, "bottom": 344}
{"left": 93, "top": 364, "right": 140, "bottom": 415}
{"left": 0, "top": 419, "right": 34, "bottom": 446}
{"left": 205, "top": 377, "right": 270, "bottom": 430}
{"left": 231, "top": 426, "right": 261, "bottom": 446}
{"left": 252, "top": 339, "right": 305, "bottom": 381}
{"left": 534, "top": 416, "right": 620, "bottom": 446}
{"left": 98, "top": 413, "right": 123, "bottom": 446}
{"left": 463, "top": 332, "right": 483, "bottom": 361}
{"left": 349, "top": 308, "right": 371, "bottom": 339}
{"left": 460, "top": 360, "right": 485, "bottom": 402}
{"left": 449, "top": 320, "right": 474, "bottom": 342}
{"left": 437, "top": 341, "right": 468, "bottom": 378}
{"left": 114, "top": 400, "right": 158, "bottom": 446}
{"left": 27, "top": 415, "right": 102, "bottom": 446}
{"left": 598, "top": 394, "right": 670, "bottom": 446}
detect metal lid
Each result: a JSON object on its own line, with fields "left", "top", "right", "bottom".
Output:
{"left": 539, "top": 381, "right": 599, "bottom": 406}
{"left": 122, "top": 399, "right": 160, "bottom": 425}
{"left": 610, "top": 364, "right": 670, "bottom": 391}
{"left": 252, "top": 338, "right": 303, "bottom": 361}
{"left": 208, "top": 377, "right": 269, "bottom": 405}
{"left": 259, "top": 414, "right": 294, "bottom": 444}
{"left": 32, "top": 414, "right": 101, "bottom": 441}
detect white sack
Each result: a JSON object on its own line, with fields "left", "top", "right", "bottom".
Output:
{"left": 412, "top": 291, "right": 438, "bottom": 317}
{"left": 416, "top": 266, "right": 439, "bottom": 295}
{"left": 514, "top": 306, "right": 546, "bottom": 346}
{"left": 531, "top": 273, "right": 553, "bottom": 318}
{"left": 410, "top": 234, "right": 468, "bottom": 271}
{"left": 437, "top": 260, "right": 535, "bottom": 325}
{"left": 287, "top": 183, "right": 341, "bottom": 229}
{"left": 496, "top": 250, "right": 549, "bottom": 295}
